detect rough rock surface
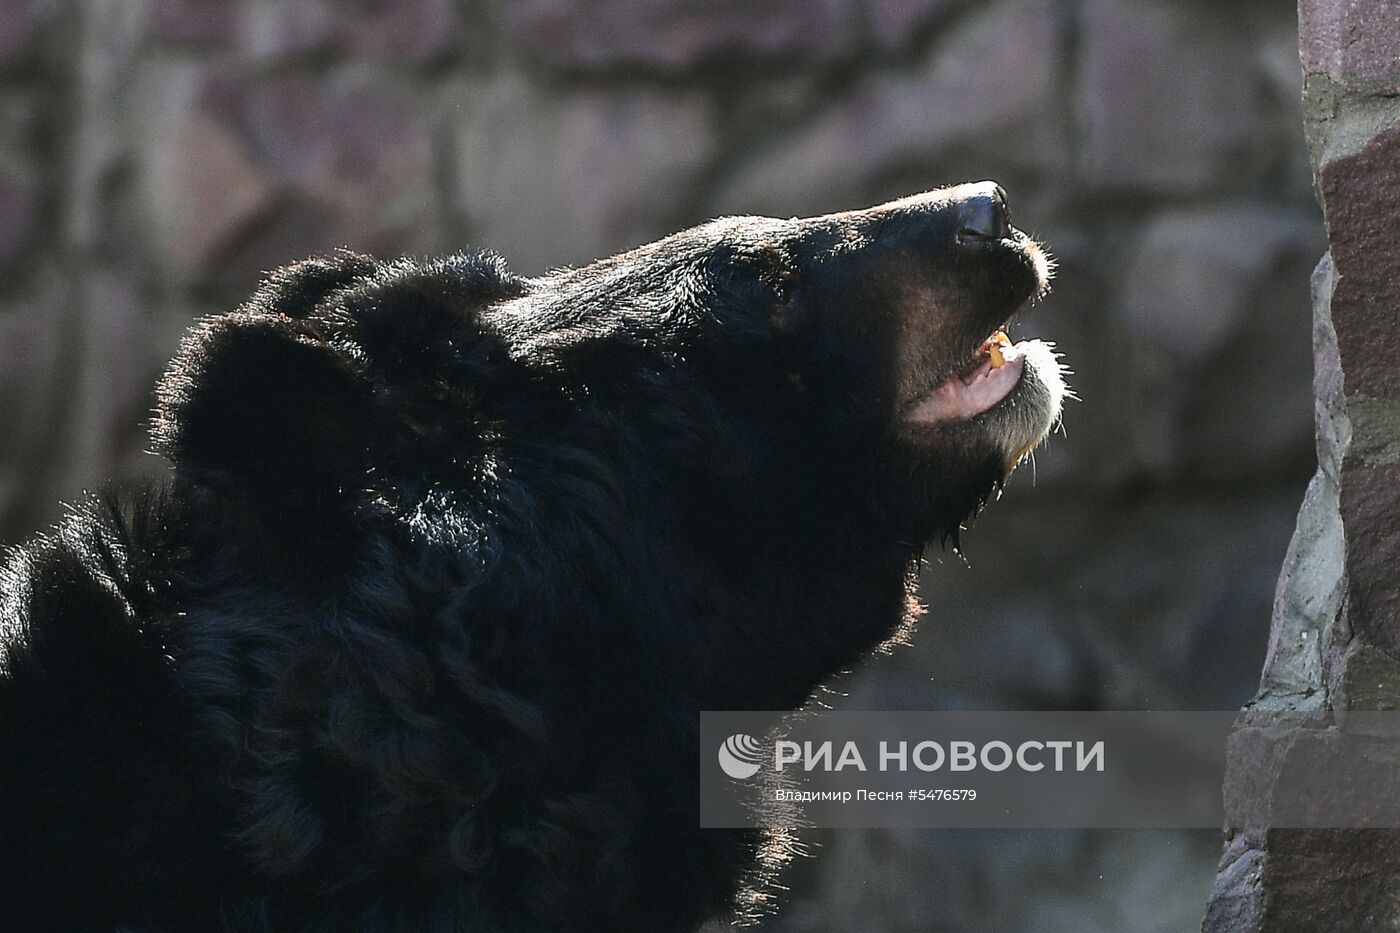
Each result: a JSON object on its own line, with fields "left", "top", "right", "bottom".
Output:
{"left": 1299, "top": 0, "right": 1400, "bottom": 91}
{"left": 1203, "top": 2, "right": 1400, "bottom": 929}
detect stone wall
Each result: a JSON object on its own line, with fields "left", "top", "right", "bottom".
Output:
{"left": 1203, "top": 2, "right": 1400, "bottom": 930}
{"left": 0, "top": 1, "right": 1322, "bottom": 930}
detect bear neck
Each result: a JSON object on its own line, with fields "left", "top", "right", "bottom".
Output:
{"left": 666, "top": 473, "right": 925, "bottom": 713}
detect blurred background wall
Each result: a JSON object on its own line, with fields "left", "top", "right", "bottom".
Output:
{"left": 0, "top": 0, "right": 1323, "bottom": 929}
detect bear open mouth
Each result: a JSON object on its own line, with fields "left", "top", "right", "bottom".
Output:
{"left": 903, "top": 327, "right": 1027, "bottom": 425}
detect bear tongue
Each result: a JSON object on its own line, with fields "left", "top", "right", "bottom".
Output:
{"left": 905, "top": 343, "right": 1026, "bottom": 424}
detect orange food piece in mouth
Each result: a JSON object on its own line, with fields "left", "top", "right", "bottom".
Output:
{"left": 987, "top": 330, "right": 1011, "bottom": 369}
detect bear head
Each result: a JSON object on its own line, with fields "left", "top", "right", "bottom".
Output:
{"left": 152, "top": 182, "right": 1066, "bottom": 710}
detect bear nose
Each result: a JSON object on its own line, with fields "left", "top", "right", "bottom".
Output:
{"left": 955, "top": 182, "right": 1011, "bottom": 243}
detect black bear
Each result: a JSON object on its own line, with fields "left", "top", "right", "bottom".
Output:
{"left": 0, "top": 182, "right": 1064, "bottom": 931}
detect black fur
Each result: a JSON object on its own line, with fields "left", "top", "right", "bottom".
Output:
{"left": 0, "top": 188, "right": 1056, "bottom": 931}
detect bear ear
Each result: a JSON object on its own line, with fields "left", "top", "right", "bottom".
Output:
{"left": 152, "top": 310, "right": 375, "bottom": 506}
{"left": 241, "top": 249, "right": 380, "bottom": 319}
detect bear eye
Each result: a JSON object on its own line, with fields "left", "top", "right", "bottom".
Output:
{"left": 702, "top": 241, "right": 795, "bottom": 302}
{"left": 748, "top": 243, "right": 796, "bottom": 302}
{"left": 692, "top": 241, "right": 799, "bottom": 338}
